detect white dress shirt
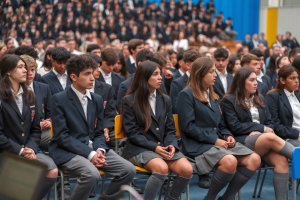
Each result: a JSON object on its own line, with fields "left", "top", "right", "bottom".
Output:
{"left": 216, "top": 69, "right": 228, "bottom": 92}
{"left": 245, "top": 98, "right": 260, "bottom": 124}
{"left": 14, "top": 86, "right": 24, "bottom": 115}
{"left": 71, "top": 84, "right": 105, "bottom": 159}
{"left": 100, "top": 68, "right": 112, "bottom": 86}
{"left": 284, "top": 89, "right": 300, "bottom": 132}
{"left": 149, "top": 90, "right": 157, "bottom": 115}
{"left": 53, "top": 69, "right": 68, "bottom": 89}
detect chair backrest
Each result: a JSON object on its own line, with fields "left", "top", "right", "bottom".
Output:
{"left": 173, "top": 114, "right": 181, "bottom": 137}
{"left": 292, "top": 147, "right": 300, "bottom": 179}
{"left": 114, "top": 115, "right": 127, "bottom": 139}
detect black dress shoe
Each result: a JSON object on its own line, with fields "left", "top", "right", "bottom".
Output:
{"left": 198, "top": 174, "right": 210, "bottom": 189}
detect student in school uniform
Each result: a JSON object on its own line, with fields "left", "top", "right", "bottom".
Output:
{"left": 266, "top": 65, "right": 300, "bottom": 147}
{"left": 221, "top": 67, "right": 295, "bottom": 200}
{"left": 20, "top": 55, "right": 52, "bottom": 150}
{"left": 0, "top": 54, "right": 58, "bottom": 199}
{"left": 49, "top": 55, "right": 135, "bottom": 200}
{"left": 177, "top": 57, "right": 261, "bottom": 200}
{"left": 122, "top": 60, "right": 193, "bottom": 200}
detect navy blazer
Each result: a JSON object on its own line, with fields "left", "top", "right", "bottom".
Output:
{"left": 177, "top": 88, "right": 231, "bottom": 158}
{"left": 266, "top": 90, "right": 300, "bottom": 139}
{"left": 122, "top": 92, "right": 179, "bottom": 159}
{"left": 170, "top": 73, "right": 189, "bottom": 113}
{"left": 172, "top": 70, "right": 183, "bottom": 81}
{"left": 0, "top": 96, "right": 41, "bottom": 154}
{"left": 93, "top": 80, "right": 117, "bottom": 129}
{"left": 49, "top": 87, "right": 108, "bottom": 165}
{"left": 98, "top": 71, "right": 125, "bottom": 98}
{"left": 213, "top": 73, "right": 233, "bottom": 98}
{"left": 117, "top": 77, "right": 133, "bottom": 112}
{"left": 41, "top": 71, "right": 71, "bottom": 95}
{"left": 33, "top": 81, "right": 52, "bottom": 119}
{"left": 221, "top": 95, "right": 274, "bottom": 144}
{"left": 125, "top": 58, "right": 136, "bottom": 74}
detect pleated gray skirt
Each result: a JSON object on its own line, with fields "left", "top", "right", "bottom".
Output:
{"left": 194, "top": 142, "right": 253, "bottom": 175}
{"left": 129, "top": 151, "right": 185, "bottom": 167}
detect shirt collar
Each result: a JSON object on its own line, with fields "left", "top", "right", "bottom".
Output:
{"left": 186, "top": 71, "right": 191, "bottom": 77}
{"left": 12, "top": 86, "right": 24, "bottom": 99}
{"left": 28, "top": 82, "right": 34, "bottom": 91}
{"left": 284, "top": 89, "right": 295, "bottom": 98}
{"left": 129, "top": 55, "right": 136, "bottom": 65}
{"left": 100, "top": 68, "right": 111, "bottom": 77}
{"left": 53, "top": 69, "right": 67, "bottom": 76}
{"left": 216, "top": 69, "right": 227, "bottom": 76}
{"left": 71, "top": 84, "right": 92, "bottom": 100}
{"left": 149, "top": 90, "right": 157, "bottom": 99}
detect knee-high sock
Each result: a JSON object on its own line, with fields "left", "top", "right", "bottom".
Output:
{"left": 143, "top": 173, "right": 167, "bottom": 200}
{"left": 273, "top": 172, "right": 289, "bottom": 200}
{"left": 204, "top": 169, "right": 234, "bottom": 200}
{"left": 279, "top": 142, "right": 294, "bottom": 159}
{"left": 221, "top": 167, "right": 255, "bottom": 200}
{"left": 39, "top": 177, "right": 57, "bottom": 199}
{"left": 165, "top": 176, "right": 191, "bottom": 200}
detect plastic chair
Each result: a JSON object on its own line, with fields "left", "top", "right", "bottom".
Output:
{"left": 292, "top": 147, "right": 300, "bottom": 200}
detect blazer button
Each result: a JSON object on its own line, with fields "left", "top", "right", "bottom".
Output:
{"left": 21, "top": 133, "right": 25, "bottom": 137}
{"left": 156, "top": 128, "right": 159, "bottom": 131}
{"left": 21, "top": 122, "right": 24, "bottom": 125}
{"left": 157, "top": 142, "right": 161, "bottom": 145}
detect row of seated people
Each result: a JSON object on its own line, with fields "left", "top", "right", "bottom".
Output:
{"left": 1, "top": 43, "right": 300, "bottom": 200}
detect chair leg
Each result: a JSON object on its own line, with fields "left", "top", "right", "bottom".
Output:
{"left": 252, "top": 168, "right": 262, "bottom": 198}
{"left": 257, "top": 168, "right": 268, "bottom": 198}
{"left": 293, "top": 179, "right": 297, "bottom": 200}
{"left": 186, "top": 184, "right": 190, "bottom": 200}
{"left": 59, "top": 170, "right": 65, "bottom": 200}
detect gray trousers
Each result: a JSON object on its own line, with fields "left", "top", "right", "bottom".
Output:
{"left": 60, "top": 149, "right": 136, "bottom": 200}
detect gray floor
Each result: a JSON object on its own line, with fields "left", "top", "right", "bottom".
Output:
{"left": 49, "top": 168, "right": 300, "bottom": 200}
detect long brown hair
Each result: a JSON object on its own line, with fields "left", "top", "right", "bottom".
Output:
{"left": 0, "top": 54, "right": 35, "bottom": 105}
{"left": 227, "top": 67, "right": 264, "bottom": 111}
{"left": 188, "top": 57, "right": 218, "bottom": 103}
{"left": 126, "top": 60, "right": 163, "bottom": 131}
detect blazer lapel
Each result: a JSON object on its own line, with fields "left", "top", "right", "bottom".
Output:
{"left": 8, "top": 101, "right": 23, "bottom": 119}
{"left": 216, "top": 74, "right": 225, "bottom": 94}
{"left": 50, "top": 72, "right": 63, "bottom": 91}
{"left": 155, "top": 94, "right": 164, "bottom": 123}
{"left": 86, "top": 97, "right": 94, "bottom": 126}
{"left": 280, "top": 90, "right": 293, "bottom": 115}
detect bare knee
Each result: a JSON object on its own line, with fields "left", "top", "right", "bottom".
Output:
{"left": 245, "top": 153, "right": 261, "bottom": 170}
{"left": 218, "top": 155, "right": 237, "bottom": 173}
{"left": 176, "top": 159, "right": 193, "bottom": 178}
{"left": 47, "top": 168, "right": 58, "bottom": 178}
{"left": 147, "top": 161, "right": 169, "bottom": 175}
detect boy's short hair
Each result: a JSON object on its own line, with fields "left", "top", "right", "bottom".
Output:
{"left": 86, "top": 44, "right": 101, "bottom": 53}
{"left": 20, "top": 55, "right": 37, "bottom": 69}
{"left": 66, "top": 54, "right": 97, "bottom": 78}
{"left": 213, "top": 47, "right": 229, "bottom": 59}
{"left": 101, "top": 48, "right": 118, "bottom": 65}
{"left": 51, "top": 47, "right": 70, "bottom": 63}
{"left": 183, "top": 49, "right": 201, "bottom": 63}
{"left": 241, "top": 53, "right": 260, "bottom": 66}
{"left": 128, "top": 39, "right": 144, "bottom": 54}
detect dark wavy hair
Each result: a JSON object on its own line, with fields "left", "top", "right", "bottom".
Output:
{"left": 127, "top": 60, "right": 163, "bottom": 131}
{"left": 227, "top": 67, "right": 264, "bottom": 111}
{"left": 276, "top": 65, "right": 298, "bottom": 91}
{"left": 0, "top": 54, "right": 34, "bottom": 105}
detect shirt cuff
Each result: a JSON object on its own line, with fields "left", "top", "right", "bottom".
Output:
{"left": 19, "top": 148, "right": 24, "bottom": 156}
{"left": 88, "top": 151, "right": 97, "bottom": 161}
{"left": 97, "top": 148, "right": 106, "bottom": 155}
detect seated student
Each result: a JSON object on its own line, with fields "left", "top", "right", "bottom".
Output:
{"left": 49, "top": 55, "right": 135, "bottom": 200}
{"left": 177, "top": 57, "right": 260, "bottom": 200}
{"left": 241, "top": 54, "right": 270, "bottom": 95}
{"left": 170, "top": 49, "right": 201, "bottom": 113}
{"left": 122, "top": 60, "right": 193, "bottom": 200}
{"left": 20, "top": 55, "right": 52, "bottom": 150}
{"left": 41, "top": 47, "right": 71, "bottom": 95}
{"left": 98, "top": 48, "right": 125, "bottom": 98}
{"left": 266, "top": 65, "right": 300, "bottom": 147}
{"left": 213, "top": 47, "right": 234, "bottom": 98}
{"left": 221, "top": 67, "right": 295, "bottom": 200}
{"left": 89, "top": 54, "right": 117, "bottom": 146}
{"left": 0, "top": 54, "right": 58, "bottom": 199}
